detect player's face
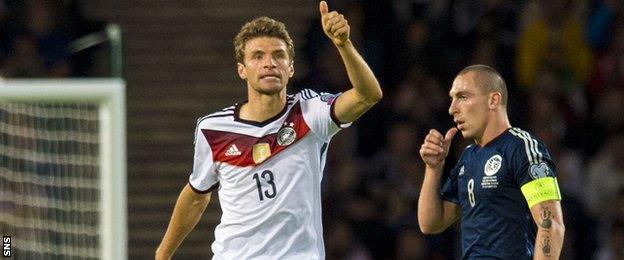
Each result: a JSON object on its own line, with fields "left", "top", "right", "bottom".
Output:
{"left": 237, "top": 37, "right": 294, "bottom": 95}
{"left": 448, "top": 73, "right": 490, "bottom": 140}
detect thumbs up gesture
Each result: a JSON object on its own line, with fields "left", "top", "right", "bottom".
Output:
{"left": 319, "top": 1, "right": 350, "bottom": 47}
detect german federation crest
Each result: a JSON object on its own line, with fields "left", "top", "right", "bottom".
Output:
{"left": 277, "top": 122, "right": 296, "bottom": 146}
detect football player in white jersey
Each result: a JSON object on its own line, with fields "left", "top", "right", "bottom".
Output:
{"left": 156, "top": 1, "right": 382, "bottom": 259}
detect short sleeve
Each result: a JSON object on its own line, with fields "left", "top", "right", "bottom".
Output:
{"left": 188, "top": 122, "right": 218, "bottom": 193}
{"left": 441, "top": 166, "right": 460, "bottom": 204}
{"left": 509, "top": 131, "right": 557, "bottom": 187}
{"left": 299, "top": 89, "right": 352, "bottom": 141}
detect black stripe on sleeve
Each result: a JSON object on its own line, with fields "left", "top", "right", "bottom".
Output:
{"left": 189, "top": 182, "right": 219, "bottom": 194}
{"left": 330, "top": 101, "right": 348, "bottom": 128}
{"left": 320, "top": 143, "right": 328, "bottom": 157}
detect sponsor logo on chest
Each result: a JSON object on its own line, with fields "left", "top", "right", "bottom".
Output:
{"left": 224, "top": 144, "right": 242, "bottom": 156}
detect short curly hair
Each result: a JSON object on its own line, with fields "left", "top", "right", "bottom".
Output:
{"left": 234, "top": 16, "right": 295, "bottom": 64}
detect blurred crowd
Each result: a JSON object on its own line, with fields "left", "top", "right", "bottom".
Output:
{"left": 2, "top": 0, "right": 623, "bottom": 259}
{"left": 0, "top": 0, "right": 102, "bottom": 78}
{"left": 292, "top": 0, "right": 624, "bottom": 259}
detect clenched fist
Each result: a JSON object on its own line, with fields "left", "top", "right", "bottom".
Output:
{"left": 419, "top": 128, "right": 458, "bottom": 169}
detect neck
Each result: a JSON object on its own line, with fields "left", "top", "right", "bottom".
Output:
{"left": 475, "top": 111, "right": 511, "bottom": 146}
{"left": 239, "top": 88, "right": 287, "bottom": 122}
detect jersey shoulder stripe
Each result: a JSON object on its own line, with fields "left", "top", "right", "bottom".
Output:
{"left": 197, "top": 105, "right": 236, "bottom": 124}
{"left": 194, "top": 105, "right": 236, "bottom": 144}
{"left": 300, "top": 89, "right": 319, "bottom": 100}
{"left": 509, "top": 127, "right": 543, "bottom": 164}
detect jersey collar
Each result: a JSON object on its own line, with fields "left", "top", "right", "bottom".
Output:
{"left": 233, "top": 96, "right": 294, "bottom": 127}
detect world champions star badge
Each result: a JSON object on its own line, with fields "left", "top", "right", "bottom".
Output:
{"left": 252, "top": 143, "right": 271, "bottom": 164}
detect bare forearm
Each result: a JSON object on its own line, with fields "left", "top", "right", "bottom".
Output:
{"left": 532, "top": 201, "right": 565, "bottom": 259}
{"left": 418, "top": 166, "right": 446, "bottom": 234}
{"left": 534, "top": 223, "right": 564, "bottom": 259}
{"left": 156, "top": 184, "right": 211, "bottom": 259}
{"left": 335, "top": 40, "right": 382, "bottom": 103}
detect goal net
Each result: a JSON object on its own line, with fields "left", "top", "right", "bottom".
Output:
{"left": 0, "top": 79, "right": 126, "bottom": 259}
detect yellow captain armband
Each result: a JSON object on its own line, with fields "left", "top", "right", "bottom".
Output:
{"left": 520, "top": 177, "right": 562, "bottom": 208}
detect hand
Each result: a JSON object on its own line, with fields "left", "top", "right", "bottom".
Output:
{"left": 419, "top": 128, "right": 458, "bottom": 169}
{"left": 319, "top": 1, "right": 350, "bottom": 47}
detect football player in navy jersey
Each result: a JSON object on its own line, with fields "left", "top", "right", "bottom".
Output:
{"left": 156, "top": 1, "right": 382, "bottom": 259}
{"left": 418, "top": 65, "right": 564, "bottom": 259}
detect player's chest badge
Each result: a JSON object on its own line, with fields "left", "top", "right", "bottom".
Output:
{"left": 484, "top": 154, "right": 502, "bottom": 176}
{"left": 481, "top": 154, "right": 501, "bottom": 189}
{"left": 277, "top": 122, "right": 296, "bottom": 146}
{"left": 252, "top": 143, "right": 271, "bottom": 164}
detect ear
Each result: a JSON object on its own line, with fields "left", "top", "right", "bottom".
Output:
{"left": 489, "top": 92, "right": 502, "bottom": 109}
{"left": 237, "top": 62, "right": 247, "bottom": 80}
{"left": 288, "top": 61, "right": 294, "bottom": 78}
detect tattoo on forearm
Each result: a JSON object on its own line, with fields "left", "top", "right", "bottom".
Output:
{"left": 539, "top": 203, "right": 552, "bottom": 229}
{"left": 540, "top": 237, "right": 552, "bottom": 256}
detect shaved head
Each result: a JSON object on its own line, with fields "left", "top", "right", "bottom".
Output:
{"left": 457, "top": 65, "right": 508, "bottom": 107}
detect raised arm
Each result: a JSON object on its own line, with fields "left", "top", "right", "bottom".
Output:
{"left": 155, "top": 184, "right": 212, "bottom": 260}
{"left": 319, "top": 1, "right": 382, "bottom": 124}
{"left": 530, "top": 200, "right": 565, "bottom": 259}
{"left": 418, "top": 128, "right": 461, "bottom": 234}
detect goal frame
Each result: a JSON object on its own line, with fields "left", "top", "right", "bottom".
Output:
{"left": 0, "top": 78, "right": 127, "bottom": 260}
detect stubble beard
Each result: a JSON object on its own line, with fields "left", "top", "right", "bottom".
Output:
{"left": 252, "top": 83, "right": 285, "bottom": 96}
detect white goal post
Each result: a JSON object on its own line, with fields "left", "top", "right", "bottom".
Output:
{"left": 0, "top": 79, "right": 127, "bottom": 260}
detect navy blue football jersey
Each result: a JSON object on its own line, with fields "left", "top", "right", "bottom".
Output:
{"left": 441, "top": 127, "right": 558, "bottom": 259}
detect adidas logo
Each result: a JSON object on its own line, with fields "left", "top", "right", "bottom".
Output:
{"left": 225, "top": 144, "right": 242, "bottom": 156}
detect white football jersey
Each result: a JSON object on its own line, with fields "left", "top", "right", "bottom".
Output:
{"left": 189, "top": 89, "right": 351, "bottom": 259}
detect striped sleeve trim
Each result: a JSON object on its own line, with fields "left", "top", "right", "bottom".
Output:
{"left": 189, "top": 181, "right": 219, "bottom": 194}
{"left": 196, "top": 106, "right": 235, "bottom": 125}
{"left": 194, "top": 106, "right": 235, "bottom": 144}
{"left": 300, "top": 89, "right": 319, "bottom": 100}
{"left": 509, "top": 128, "right": 543, "bottom": 164}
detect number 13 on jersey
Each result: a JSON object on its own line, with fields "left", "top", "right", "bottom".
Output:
{"left": 253, "top": 170, "right": 277, "bottom": 201}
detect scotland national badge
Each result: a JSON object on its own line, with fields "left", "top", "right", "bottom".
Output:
{"left": 277, "top": 123, "right": 296, "bottom": 146}
{"left": 484, "top": 154, "right": 502, "bottom": 176}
